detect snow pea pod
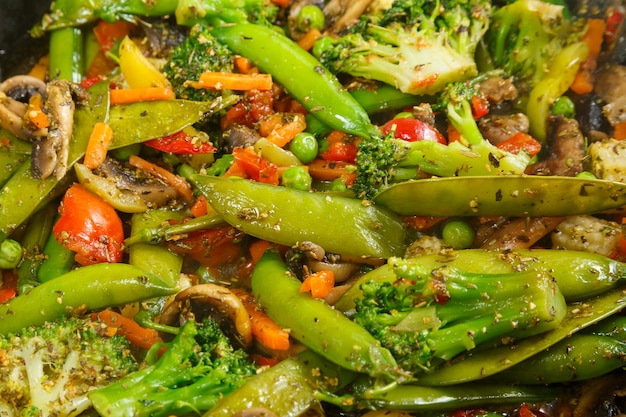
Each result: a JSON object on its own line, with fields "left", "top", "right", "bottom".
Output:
{"left": 416, "top": 286, "right": 626, "bottom": 385}
{"left": 204, "top": 350, "right": 357, "bottom": 417}
{"left": 0, "top": 130, "right": 30, "bottom": 187}
{"left": 190, "top": 175, "right": 407, "bottom": 258}
{"left": 373, "top": 176, "right": 626, "bottom": 217}
{"left": 251, "top": 250, "right": 404, "bottom": 380}
{"left": 211, "top": 23, "right": 379, "bottom": 139}
{"left": 0, "top": 262, "right": 177, "bottom": 335}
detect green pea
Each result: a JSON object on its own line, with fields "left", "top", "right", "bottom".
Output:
{"left": 0, "top": 239, "right": 22, "bottom": 269}
{"left": 330, "top": 177, "right": 348, "bottom": 192}
{"left": 576, "top": 171, "right": 597, "bottom": 179}
{"left": 551, "top": 96, "right": 576, "bottom": 118}
{"left": 311, "top": 36, "right": 335, "bottom": 60}
{"left": 290, "top": 132, "right": 319, "bottom": 164}
{"left": 281, "top": 166, "right": 312, "bottom": 191}
{"left": 297, "top": 5, "right": 325, "bottom": 32}
{"left": 393, "top": 111, "right": 414, "bottom": 119}
{"left": 441, "top": 219, "right": 475, "bottom": 249}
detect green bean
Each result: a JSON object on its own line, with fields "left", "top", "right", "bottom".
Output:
{"left": 416, "top": 286, "right": 626, "bottom": 385}
{"left": 0, "top": 263, "right": 177, "bottom": 335}
{"left": 36, "top": 229, "right": 75, "bottom": 283}
{"left": 490, "top": 334, "right": 626, "bottom": 384}
{"left": 204, "top": 350, "right": 357, "bottom": 417}
{"left": 190, "top": 175, "right": 407, "bottom": 259}
{"left": 48, "top": 27, "right": 84, "bottom": 82}
{"left": 15, "top": 203, "right": 57, "bottom": 295}
{"left": 211, "top": 23, "right": 379, "bottom": 139}
{"left": 251, "top": 250, "right": 404, "bottom": 380}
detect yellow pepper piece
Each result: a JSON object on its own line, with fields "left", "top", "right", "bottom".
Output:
{"left": 119, "top": 36, "right": 171, "bottom": 89}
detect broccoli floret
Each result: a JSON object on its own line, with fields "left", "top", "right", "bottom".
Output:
{"left": 433, "top": 78, "right": 486, "bottom": 145}
{"left": 351, "top": 258, "right": 567, "bottom": 376}
{"left": 88, "top": 317, "right": 258, "bottom": 417}
{"left": 163, "top": 26, "right": 235, "bottom": 102}
{"left": 313, "top": 0, "right": 492, "bottom": 95}
{"left": 485, "top": 0, "right": 582, "bottom": 94}
{"left": 0, "top": 317, "right": 138, "bottom": 417}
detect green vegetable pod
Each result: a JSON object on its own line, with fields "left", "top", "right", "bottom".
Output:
{"left": 0, "top": 263, "right": 178, "bottom": 335}
{"left": 190, "top": 175, "right": 406, "bottom": 258}
{"left": 251, "top": 250, "right": 403, "bottom": 380}
{"left": 204, "top": 350, "right": 356, "bottom": 417}
{"left": 491, "top": 334, "right": 626, "bottom": 384}
{"left": 211, "top": 23, "right": 379, "bottom": 139}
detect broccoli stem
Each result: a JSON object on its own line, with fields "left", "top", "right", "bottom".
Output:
{"left": 446, "top": 100, "right": 483, "bottom": 145}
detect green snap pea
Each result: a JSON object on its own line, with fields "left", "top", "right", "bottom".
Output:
{"left": 204, "top": 349, "right": 356, "bottom": 417}
{"left": 36, "top": 228, "right": 75, "bottom": 283}
{"left": 211, "top": 23, "right": 379, "bottom": 139}
{"left": 0, "top": 262, "right": 177, "bottom": 335}
{"left": 281, "top": 166, "right": 312, "bottom": 191}
{"left": 289, "top": 132, "right": 319, "bottom": 164}
{"left": 491, "top": 334, "right": 626, "bottom": 384}
{"left": 0, "top": 131, "right": 31, "bottom": 188}
{"left": 251, "top": 250, "right": 404, "bottom": 380}
{"left": 190, "top": 175, "right": 407, "bottom": 258}
{"left": 48, "top": 27, "right": 84, "bottom": 82}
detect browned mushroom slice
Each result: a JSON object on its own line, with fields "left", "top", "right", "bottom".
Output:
{"left": 161, "top": 284, "right": 253, "bottom": 347}
{"left": 32, "top": 79, "right": 74, "bottom": 179}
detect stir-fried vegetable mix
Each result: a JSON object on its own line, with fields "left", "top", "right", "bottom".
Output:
{"left": 1, "top": 0, "right": 626, "bottom": 415}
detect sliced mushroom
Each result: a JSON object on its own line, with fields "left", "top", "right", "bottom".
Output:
{"left": 161, "top": 283, "right": 253, "bottom": 348}
{"left": 32, "top": 79, "right": 75, "bottom": 180}
{"left": 478, "top": 113, "right": 530, "bottom": 145}
{"left": 323, "top": 0, "right": 372, "bottom": 32}
{"left": 0, "top": 75, "right": 47, "bottom": 139}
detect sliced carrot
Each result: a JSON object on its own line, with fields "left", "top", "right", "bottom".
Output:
{"left": 299, "top": 270, "right": 335, "bottom": 299}
{"left": 270, "top": 0, "right": 291, "bottom": 8}
{"left": 266, "top": 113, "right": 307, "bottom": 147}
{"left": 109, "top": 87, "right": 175, "bottom": 105}
{"left": 248, "top": 239, "right": 272, "bottom": 265}
{"left": 83, "top": 122, "right": 113, "bottom": 169}
{"left": 26, "top": 93, "right": 49, "bottom": 130}
{"left": 190, "top": 195, "right": 209, "bottom": 217}
{"left": 570, "top": 18, "right": 605, "bottom": 95}
{"left": 223, "top": 158, "right": 249, "bottom": 178}
{"left": 402, "top": 215, "right": 447, "bottom": 232}
{"left": 90, "top": 309, "right": 163, "bottom": 350}
{"left": 614, "top": 122, "right": 626, "bottom": 140}
{"left": 297, "top": 28, "right": 322, "bottom": 51}
{"left": 28, "top": 55, "right": 49, "bottom": 81}
{"left": 189, "top": 72, "right": 273, "bottom": 91}
{"left": 234, "top": 57, "right": 254, "bottom": 74}
{"left": 258, "top": 113, "right": 285, "bottom": 137}
{"left": 307, "top": 158, "right": 355, "bottom": 181}
{"left": 233, "top": 289, "right": 291, "bottom": 351}
{"left": 128, "top": 154, "right": 194, "bottom": 202}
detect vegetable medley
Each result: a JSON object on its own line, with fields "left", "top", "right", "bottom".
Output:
{"left": 2, "top": 0, "right": 626, "bottom": 415}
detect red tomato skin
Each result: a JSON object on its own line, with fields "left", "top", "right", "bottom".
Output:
{"left": 381, "top": 118, "right": 447, "bottom": 144}
{"left": 53, "top": 184, "right": 124, "bottom": 265}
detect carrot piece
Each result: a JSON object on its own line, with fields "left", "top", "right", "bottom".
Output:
{"left": 297, "top": 28, "right": 322, "bottom": 51}
{"left": 248, "top": 239, "right": 272, "bottom": 265}
{"left": 402, "top": 216, "right": 447, "bottom": 232}
{"left": 266, "top": 113, "right": 306, "bottom": 147}
{"left": 189, "top": 72, "right": 273, "bottom": 91}
{"left": 28, "top": 55, "right": 49, "bottom": 81}
{"left": 307, "top": 158, "right": 355, "bottom": 181}
{"left": 90, "top": 309, "right": 163, "bottom": 350}
{"left": 109, "top": 87, "right": 175, "bottom": 105}
{"left": 570, "top": 18, "right": 606, "bottom": 95}
{"left": 128, "top": 154, "right": 194, "bottom": 202}
{"left": 447, "top": 122, "right": 462, "bottom": 143}
{"left": 190, "top": 195, "right": 209, "bottom": 217}
{"left": 233, "top": 289, "right": 291, "bottom": 351}
{"left": 234, "top": 57, "right": 254, "bottom": 74}
{"left": 270, "top": 0, "right": 291, "bottom": 8}
{"left": 83, "top": 122, "right": 113, "bottom": 169}
{"left": 26, "top": 93, "right": 50, "bottom": 130}
{"left": 258, "top": 113, "right": 284, "bottom": 137}
{"left": 223, "top": 158, "right": 249, "bottom": 178}
{"left": 614, "top": 122, "right": 626, "bottom": 140}
{"left": 299, "top": 270, "right": 335, "bottom": 299}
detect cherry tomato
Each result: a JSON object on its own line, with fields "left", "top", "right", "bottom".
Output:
{"left": 319, "top": 141, "right": 358, "bottom": 163}
{"left": 497, "top": 132, "right": 542, "bottom": 157}
{"left": 53, "top": 184, "right": 124, "bottom": 266}
{"left": 381, "top": 117, "right": 447, "bottom": 144}
{"left": 167, "top": 225, "right": 245, "bottom": 267}
{"left": 232, "top": 147, "right": 280, "bottom": 185}
{"left": 144, "top": 130, "right": 217, "bottom": 154}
